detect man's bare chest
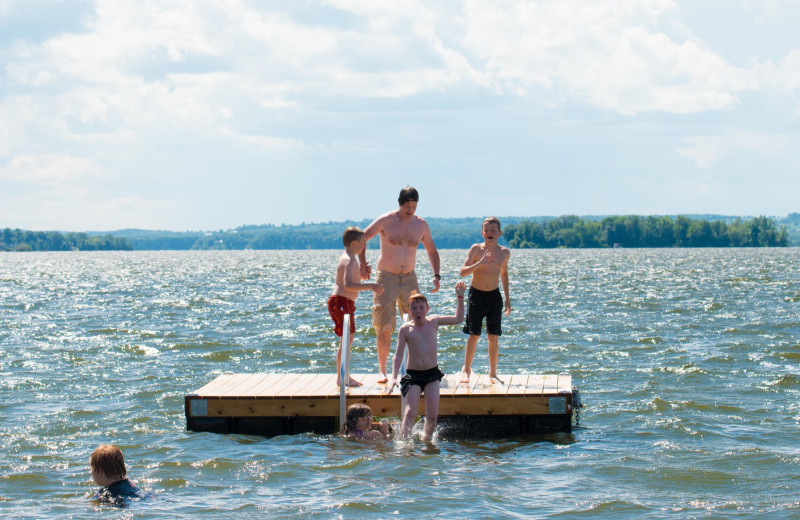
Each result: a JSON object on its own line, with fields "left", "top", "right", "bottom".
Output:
{"left": 382, "top": 223, "right": 423, "bottom": 248}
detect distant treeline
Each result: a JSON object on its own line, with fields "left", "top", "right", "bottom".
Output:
{"left": 3, "top": 214, "right": 796, "bottom": 251}
{"left": 103, "top": 217, "right": 531, "bottom": 251}
{"left": 504, "top": 215, "right": 789, "bottom": 248}
{"left": 1, "top": 228, "right": 132, "bottom": 252}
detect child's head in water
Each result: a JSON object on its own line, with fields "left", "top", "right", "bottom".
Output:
{"left": 345, "top": 403, "right": 390, "bottom": 441}
{"left": 90, "top": 444, "right": 126, "bottom": 485}
{"left": 345, "top": 403, "right": 372, "bottom": 434}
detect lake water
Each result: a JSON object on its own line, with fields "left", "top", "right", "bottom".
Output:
{"left": 1, "top": 249, "right": 799, "bottom": 519}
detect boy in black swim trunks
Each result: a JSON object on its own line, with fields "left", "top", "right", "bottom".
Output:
{"left": 459, "top": 217, "right": 511, "bottom": 384}
{"left": 385, "top": 281, "right": 466, "bottom": 441}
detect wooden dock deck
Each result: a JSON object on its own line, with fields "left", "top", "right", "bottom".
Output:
{"left": 185, "top": 372, "right": 578, "bottom": 438}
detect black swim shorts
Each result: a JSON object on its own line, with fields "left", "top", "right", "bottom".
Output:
{"left": 400, "top": 366, "right": 445, "bottom": 397}
{"left": 462, "top": 287, "right": 503, "bottom": 336}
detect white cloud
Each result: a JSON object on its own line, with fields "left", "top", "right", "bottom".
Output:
{"left": 2, "top": 191, "right": 179, "bottom": 231}
{"left": 458, "top": 0, "right": 760, "bottom": 113}
{"left": 1, "top": 0, "right": 800, "bottom": 229}
{"left": 756, "top": 49, "right": 800, "bottom": 94}
{"left": 1, "top": 154, "right": 95, "bottom": 183}
{"left": 676, "top": 131, "right": 788, "bottom": 169}
{"left": 745, "top": 0, "right": 800, "bottom": 19}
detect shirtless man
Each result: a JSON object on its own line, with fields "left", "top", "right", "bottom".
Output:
{"left": 385, "top": 282, "right": 466, "bottom": 441}
{"left": 359, "top": 186, "right": 441, "bottom": 383}
{"left": 459, "top": 217, "right": 511, "bottom": 384}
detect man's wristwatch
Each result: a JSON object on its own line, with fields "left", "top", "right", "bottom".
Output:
{"left": 433, "top": 274, "right": 441, "bottom": 280}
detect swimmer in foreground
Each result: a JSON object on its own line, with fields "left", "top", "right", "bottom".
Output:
{"left": 344, "top": 403, "right": 391, "bottom": 441}
{"left": 89, "top": 444, "right": 147, "bottom": 507}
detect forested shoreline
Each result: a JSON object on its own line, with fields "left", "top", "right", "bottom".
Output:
{"left": 2, "top": 214, "right": 796, "bottom": 251}
{"left": 1, "top": 229, "right": 133, "bottom": 252}
{"left": 504, "top": 215, "right": 790, "bottom": 248}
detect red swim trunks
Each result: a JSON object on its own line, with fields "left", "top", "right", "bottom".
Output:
{"left": 327, "top": 295, "right": 356, "bottom": 338}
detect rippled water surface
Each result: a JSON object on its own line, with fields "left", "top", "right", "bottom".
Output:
{"left": 1, "top": 249, "right": 799, "bottom": 519}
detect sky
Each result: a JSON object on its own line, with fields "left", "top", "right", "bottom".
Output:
{"left": 1, "top": 0, "right": 799, "bottom": 232}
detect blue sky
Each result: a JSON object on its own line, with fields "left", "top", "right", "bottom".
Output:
{"left": 1, "top": 0, "right": 799, "bottom": 231}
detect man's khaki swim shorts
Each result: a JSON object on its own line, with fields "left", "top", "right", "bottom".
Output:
{"left": 372, "top": 270, "right": 419, "bottom": 335}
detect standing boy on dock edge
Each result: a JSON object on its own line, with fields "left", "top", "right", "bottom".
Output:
{"left": 359, "top": 186, "right": 441, "bottom": 383}
{"left": 329, "top": 227, "right": 384, "bottom": 387}
{"left": 459, "top": 217, "right": 511, "bottom": 384}
{"left": 386, "top": 281, "right": 466, "bottom": 441}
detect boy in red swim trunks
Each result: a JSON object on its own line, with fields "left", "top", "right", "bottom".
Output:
{"left": 329, "top": 227, "right": 384, "bottom": 387}
{"left": 385, "top": 281, "right": 466, "bottom": 441}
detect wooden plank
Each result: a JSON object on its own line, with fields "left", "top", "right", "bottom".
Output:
{"left": 542, "top": 374, "right": 559, "bottom": 394}
{"left": 355, "top": 396, "right": 402, "bottom": 417}
{"left": 271, "top": 374, "right": 312, "bottom": 397}
{"left": 202, "top": 393, "right": 560, "bottom": 418}
{"left": 439, "top": 373, "right": 462, "bottom": 397}
{"left": 247, "top": 374, "right": 287, "bottom": 398}
{"left": 462, "top": 374, "right": 500, "bottom": 396}
{"left": 300, "top": 373, "right": 337, "bottom": 397}
{"left": 225, "top": 373, "right": 270, "bottom": 397}
{"left": 346, "top": 376, "right": 386, "bottom": 398}
{"left": 526, "top": 374, "right": 545, "bottom": 395}
{"left": 504, "top": 374, "right": 529, "bottom": 397}
{"left": 211, "top": 374, "right": 261, "bottom": 397}
{"left": 192, "top": 373, "right": 238, "bottom": 395}
{"left": 206, "top": 395, "right": 403, "bottom": 417}
{"left": 439, "top": 396, "right": 552, "bottom": 416}
{"left": 250, "top": 373, "right": 292, "bottom": 397}
{"left": 457, "top": 373, "right": 480, "bottom": 395}
{"left": 208, "top": 397, "right": 339, "bottom": 417}
{"left": 556, "top": 373, "right": 572, "bottom": 394}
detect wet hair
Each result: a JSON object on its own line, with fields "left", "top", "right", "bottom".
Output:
{"left": 342, "top": 227, "right": 364, "bottom": 248}
{"left": 90, "top": 444, "right": 127, "bottom": 479}
{"left": 345, "top": 403, "right": 371, "bottom": 433}
{"left": 398, "top": 186, "right": 419, "bottom": 206}
{"left": 483, "top": 216, "right": 501, "bottom": 231}
{"left": 408, "top": 291, "right": 428, "bottom": 307}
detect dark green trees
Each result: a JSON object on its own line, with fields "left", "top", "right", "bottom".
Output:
{"left": 0, "top": 229, "right": 133, "bottom": 251}
{"left": 504, "top": 216, "right": 789, "bottom": 248}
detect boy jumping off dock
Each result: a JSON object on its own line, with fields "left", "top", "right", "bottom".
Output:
{"left": 386, "top": 282, "right": 466, "bottom": 441}
{"left": 459, "top": 217, "right": 511, "bottom": 384}
{"left": 329, "top": 227, "right": 384, "bottom": 387}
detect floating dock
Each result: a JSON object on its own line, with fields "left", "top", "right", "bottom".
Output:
{"left": 185, "top": 372, "right": 579, "bottom": 438}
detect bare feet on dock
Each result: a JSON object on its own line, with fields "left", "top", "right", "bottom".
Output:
{"left": 459, "top": 370, "right": 471, "bottom": 384}
{"left": 377, "top": 372, "right": 388, "bottom": 384}
{"left": 489, "top": 374, "right": 504, "bottom": 385}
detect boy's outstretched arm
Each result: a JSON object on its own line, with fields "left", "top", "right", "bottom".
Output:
{"left": 437, "top": 282, "right": 466, "bottom": 325}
